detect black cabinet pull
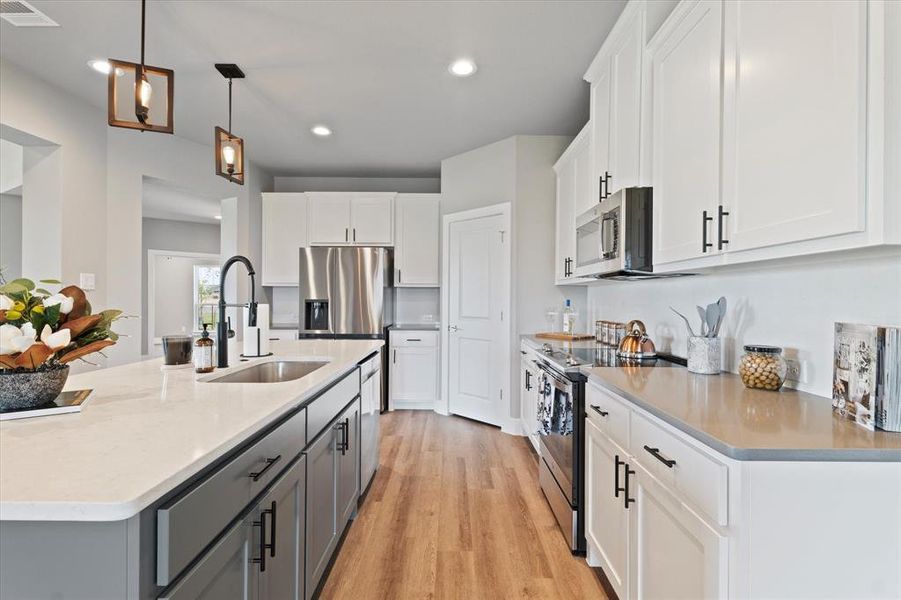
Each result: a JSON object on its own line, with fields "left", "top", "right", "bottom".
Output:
{"left": 643, "top": 445, "right": 676, "bottom": 468}
{"left": 252, "top": 504, "right": 273, "bottom": 572}
{"left": 249, "top": 455, "right": 282, "bottom": 482}
{"left": 525, "top": 370, "right": 532, "bottom": 391}
{"left": 590, "top": 405, "right": 609, "bottom": 417}
{"left": 353, "top": 228, "right": 356, "bottom": 242}
{"left": 343, "top": 417, "right": 350, "bottom": 453}
{"left": 267, "top": 500, "right": 277, "bottom": 558}
{"left": 393, "top": 349, "right": 396, "bottom": 364}
{"left": 614, "top": 454, "right": 624, "bottom": 498}
{"left": 599, "top": 171, "right": 612, "bottom": 201}
{"left": 717, "top": 205, "right": 730, "bottom": 250}
{"left": 406, "top": 338, "right": 422, "bottom": 342}
{"left": 623, "top": 463, "right": 636, "bottom": 509}
{"left": 702, "top": 210, "right": 713, "bottom": 253}
{"left": 345, "top": 227, "right": 349, "bottom": 242}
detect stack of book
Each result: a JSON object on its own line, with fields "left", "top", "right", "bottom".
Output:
{"left": 832, "top": 323, "right": 900, "bottom": 432}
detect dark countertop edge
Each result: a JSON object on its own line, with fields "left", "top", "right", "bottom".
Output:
{"left": 390, "top": 323, "right": 441, "bottom": 331}
{"left": 582, "top": 368, "right": 901, "bottom": 463}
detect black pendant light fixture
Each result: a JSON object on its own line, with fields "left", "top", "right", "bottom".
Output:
{"left": 214, "top": 63, "right": 245, "bottom": 185}
{"left": 108, "top": 0, "right": 174, "bottom": 133}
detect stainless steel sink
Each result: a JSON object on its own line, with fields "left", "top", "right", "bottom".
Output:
{"left": 206, "top": 360, "right": 328, "bottom": 383}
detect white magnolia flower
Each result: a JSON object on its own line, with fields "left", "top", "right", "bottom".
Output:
{"left": 43, "top": 293, "right": 75, "bottom": 314}
{"left": 0, "top": 323, "right": 37, "bottom": 355}
{"left": 0, "top": 295, "right": 12, "bottom": 311}
{"left": 40, "top": 324, "right": 71, "bottom": 351}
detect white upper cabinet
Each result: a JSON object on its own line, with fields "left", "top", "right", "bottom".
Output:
{"left": 585, "top": 0, "right": 646, "bottom": 208}
{"left": 261, "top": 193, "right": 308, "bottom": 286}
{"left": 394, "top": 194, "right": 440, "bottom": 287}
{"left": 722, "top": 0, "right": 867, "bottom": 252}
{"left": 350, "top": 194, "right": 394, "bottom": 245}
{"left": 307, "top": 192, "right": 394, "bottom": 246}
{"left": 554, "top": 125, "right": 592, "bottom": 285}
{"left": 308, "top": 193, "right": 352, "bottom": 245}
{"left": 649, "top": 0, "right": 724, "bottom": 265}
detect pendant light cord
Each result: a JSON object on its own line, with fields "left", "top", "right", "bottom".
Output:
{"left": 228, "top": 77, "right": 233, "bottom": 133}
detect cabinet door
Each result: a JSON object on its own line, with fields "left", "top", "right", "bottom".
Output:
{"left": 554, "top": 156, "right": 577, "bottom": 283}
{"left": 336, "top": 401, "right": 360, "bottom": 528}
{"left": 722, "top": 0, "right": 866, "bottom": 252}
{"left": 350, "top": 194, "right": 393, "bottom": 245}
{"left": 390, "top": 347, "right": 438, "bottom": 405}
{"left": 159, "top": 517, "right": 256, "bottom": 600}
{"left": 308, "top": 193, "right": 352, "bottom": 245}
{"left": 585, "top": 419, "right": 629, "bottom": 600}
{"left": 588, "top": 59, "right": 612, "bottom": 216}
{"left": 304, "top": 426, "right": 338, "bottom": 599}
{"left": 609, "top": 5, "right": 643, "bottom": 194}
{"left": 650, "top": 0, "right": 723, "bottom": 265}
{"left": 519, "top": 359, "right": 536, "bottom": 437}
{"left": 395, "top": 194, "right": 440, "bottom": 286}
{"left": 258, "top": 455, "right": 305, "bottom": 600}
{"left": 629, "top": 462, "right": 727, "bottom": 600}
{"left": 262, "top": 193, "right": 307, "bottom": 286}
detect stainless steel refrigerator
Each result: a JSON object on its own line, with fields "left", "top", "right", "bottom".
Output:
{"left": 299, "top": 246, "right": 393, "bottom": 409}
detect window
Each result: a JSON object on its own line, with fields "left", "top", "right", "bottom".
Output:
{"left": 194, "top": 264, "right": 221, "bottom": 331}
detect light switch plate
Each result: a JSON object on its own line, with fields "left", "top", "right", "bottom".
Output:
{"left": 79, "top": 273, "right": 96, "bottom": 291}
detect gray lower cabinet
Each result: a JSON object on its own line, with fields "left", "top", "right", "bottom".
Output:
{"left": 256, "top": 454, "right": 306, "bottom": 600}
{"left": 305, "top": 399, "right": 361, "bottom": 600}
{"left": 158, "top": 516, "right": 256, "bottom": 600}
{"left": 160, "top": 455, "right": 307, "bottom": 600}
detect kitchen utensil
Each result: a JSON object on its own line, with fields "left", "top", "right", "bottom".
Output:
{"left": 696, "top": 306, "right": 708, "bottom": 336}
{"left": 617, "top": 320, "right": 657, "bottom": 359}
{"left": 705, "top": 301, "right": 719, "bottom": 338}
{"left": 714, "top": 297, "right": 727, "bottom": 336}
{"left": 670, "top": 307, "right": 697, "bottom": 337}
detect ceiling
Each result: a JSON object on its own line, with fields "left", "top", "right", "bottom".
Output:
{"left": 0, "top": 1, "right": 626, "bottom": 177}
{"left": 142, "top": 176, "right": 223, "bottom": 224}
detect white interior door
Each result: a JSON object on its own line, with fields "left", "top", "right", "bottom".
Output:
{"left": 447, "top": 211, "right": 509, "bottom": 427}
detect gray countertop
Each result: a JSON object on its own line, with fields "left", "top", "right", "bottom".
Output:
{"left": 583, "top": 365, "right": 901, "bottom": 462}
{"left": 390, "top": 323, "right": 441, "bottom": 331}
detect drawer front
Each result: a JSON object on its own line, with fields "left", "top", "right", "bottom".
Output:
{"left": 157, "top": 407, "right": 306, "bottom": 586}
{"left": 630, "top": 411, "right": 728, "bottom": 526}
{"left": 307, "top": 368, "right": 360, "bottom": 440}
{"left": 585, "top": 383, "right": 631, "bottom": 451}
{"left": 359, "top": 351, "right": 381, "bottom": 382}
{"left": 390, "top": 330, "right": 438, "bottom": 347}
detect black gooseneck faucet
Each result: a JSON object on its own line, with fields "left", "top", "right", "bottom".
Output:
{"left": 217, "top": 255, "right": 257, "bottom": 368}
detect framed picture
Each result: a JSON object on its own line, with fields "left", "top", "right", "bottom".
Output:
{"left": 832, "top": 323, "right": 882, "bottom": 430}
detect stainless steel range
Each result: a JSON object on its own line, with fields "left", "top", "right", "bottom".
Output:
{"left": 532, "top": 341, "right": 682, "bottom": 553}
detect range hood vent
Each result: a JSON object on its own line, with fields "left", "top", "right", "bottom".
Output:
{"left": 0, "top": 1, "right": 58, "bottom": 26}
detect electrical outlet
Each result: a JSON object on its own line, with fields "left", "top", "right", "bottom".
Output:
{"left": 785, "top": 358, "right": 805, "bottom": 383}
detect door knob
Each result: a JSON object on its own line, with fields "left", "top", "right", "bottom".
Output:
{"left": 448, "top": 325, "right": 459, "bottom": 332}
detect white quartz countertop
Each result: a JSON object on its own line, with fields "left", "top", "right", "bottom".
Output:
{"left": 0, "top": 339, "right": 382, "bottom": 522}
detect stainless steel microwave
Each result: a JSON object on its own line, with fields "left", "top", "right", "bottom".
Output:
{"left": 574, "top": 187, "right": 653, "bottom": 278}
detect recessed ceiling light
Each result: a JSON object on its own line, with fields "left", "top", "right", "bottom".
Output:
{"left": 311, "top": 125, "right": 332, "bottom": 137}
{"left": 449, "top": 59, "right": 477, "bottom": 77}
{"left": 214, "top": 215, "right": 223, "bottom": 220}
{"left": 87, "top": 59, "right": 124, "bottom": 76}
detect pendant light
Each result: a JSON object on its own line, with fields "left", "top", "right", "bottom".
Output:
{"left": 214, "top": 63, "right": 245, "bottom": 185}
{"left": 107, "top": 0, "right": 174, "bottom": 133}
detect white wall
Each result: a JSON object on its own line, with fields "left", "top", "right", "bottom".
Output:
{"left": 585, "top": 249, "right": 901, "bottom": 397}
{"left": 0, "top": 193, "right": 22, "bottom": 280}
{"left": 0, "top": 138, "right": 22, "bottom": 193}
{"left": 440, "top": 135, "right": 589, "bottom": 428}
{"left": 141, "top": 218, "right": 221, "bottom": 355}
{"left": 0, "top": 59, "right": 108, "bottom": 313}
{"left": 274, "top": 176, "right": 438, "bottom": 193}
{"left": 395, "top": 288, "right": 440, "bottom": 324}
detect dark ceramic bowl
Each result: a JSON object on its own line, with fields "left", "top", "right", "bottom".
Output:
{"left": 0, "top": 365, "right": 70, "bottom": 410}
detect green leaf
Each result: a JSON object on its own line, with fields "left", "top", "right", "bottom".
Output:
{"left": 34, "top": 288, "right": 52, "bottom": 296}
{"left": 39, "top": 279, "right": 62, "bottom": 284}
{"left": 108, "top": 331, "right": 119, "bottom": 342}
{"left": 9, "top": 278, "right": 35, "bottom": 291}
{"left": 44, "top": 304, "right": 61, "bottom": 326}
{"left": 0, "top": 282, "right": 27, "bottom": 296}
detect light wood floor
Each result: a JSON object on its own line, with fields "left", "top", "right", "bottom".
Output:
{"left": 319, "top": 410, "right": 607, "bottom": 600}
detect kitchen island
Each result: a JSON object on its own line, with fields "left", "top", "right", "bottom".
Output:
{"left": 0, "top": 338, "right": 382, "bottom": 599}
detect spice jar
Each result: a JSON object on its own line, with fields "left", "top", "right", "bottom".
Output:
{"left": 739, "top": 345, "right": 786, "bottom": 391}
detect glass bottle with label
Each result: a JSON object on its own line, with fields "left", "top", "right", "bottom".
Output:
{"left": 194, "top": 323, "right": 214, "bottom": 373}
{"left": 562, "top": 299, "right": 576, "bottom": 335}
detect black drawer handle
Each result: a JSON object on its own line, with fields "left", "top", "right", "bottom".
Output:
{"left": 249, "top": 455, "right": 282, "bottom": 482}
{"left": 643, "top": 445, "right": 676, "bottom": 468}
{"left": 614, "top": 454, "right": 624, "bottom": 498}
{"left": 267, "top": 500, "right": 277, "bottom": 558}
{"left": 623, "top": 463, "right": 635, "bottom": 509}
{"left": 590, "top": 405, "right": 609, "bottom": 417}
{"left": 406, "top": 338, "right": 422, "bottom": 342}
{"left": 251, "top": 503, "right": 273, "bottom": 572}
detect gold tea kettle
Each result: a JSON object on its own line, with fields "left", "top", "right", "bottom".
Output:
{"left": 617, "top": 320, "right": 657, "bottom": 359}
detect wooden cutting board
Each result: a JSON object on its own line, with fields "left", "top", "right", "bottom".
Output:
{"left": 535, "top": 332, "right": 596, "bottom": 341}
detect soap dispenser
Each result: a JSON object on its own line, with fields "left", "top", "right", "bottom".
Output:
{"left": 194, "top": 324, "right": 215, "bottom": 373}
